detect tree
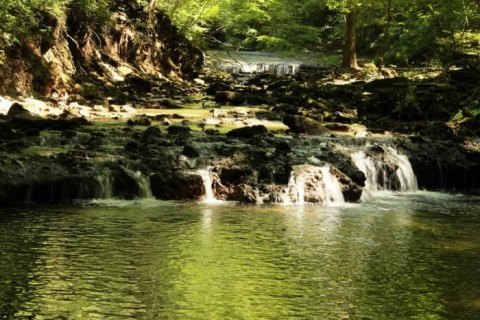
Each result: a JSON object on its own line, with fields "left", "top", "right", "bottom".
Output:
{"left": 342, "top": 4, "right": 359, "bottom": 69}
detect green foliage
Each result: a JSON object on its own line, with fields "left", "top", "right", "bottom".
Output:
{"left": 0, "top": 0, "right": 66, "bottom": 47}
{"left": 0, "top": 0, "right": 112, "bottom": 50}
{"left": 68, "top": 0, "right": 111, "bottom": 30}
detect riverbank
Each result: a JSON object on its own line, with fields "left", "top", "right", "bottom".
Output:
{"left": 1, "top": 62, "right": 480, "bottom": 205}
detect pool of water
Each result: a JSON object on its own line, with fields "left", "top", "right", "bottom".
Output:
{"left": 1, "top": 192, "right": 479, "bottom": 319}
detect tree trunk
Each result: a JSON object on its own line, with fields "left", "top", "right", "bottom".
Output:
{"left": 342, "top": 10, "right": 359, "bottom": 69}
{"left": 148, "top": 0, "right": 158, "bottom": 67}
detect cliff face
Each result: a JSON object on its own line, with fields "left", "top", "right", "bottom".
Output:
{"left": 0, "top": 2, "right": 204, "bottom": 97}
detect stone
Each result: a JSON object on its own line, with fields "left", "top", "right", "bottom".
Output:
{"left": 226, "top": 125, "right": 268, "bottom": 138}
{"left": 214, "top": 91, "right": 244, "bottom": 105}
{"left": 282, "top": 115, "right": 330, "bottom": 135}
{"left": 206, "top": 82, "right": 233, "bottom": 95}
{"left": 167, "top": 125, "right": 191, "bottom": 135}
{"left": 182, "top": 145, "right": 200, "bottom": 158}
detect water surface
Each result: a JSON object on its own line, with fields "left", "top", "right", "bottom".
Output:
{"left": 1, "top": 192, "right": 479, "bottom": 319}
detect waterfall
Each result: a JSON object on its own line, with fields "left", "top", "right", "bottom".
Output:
{"left": 197, "top": 168, "right": 221, "bottom": 203}
{"left": 218, "top": 62, "right": 300, "bottom": 75}
{"left": 351, "top": 151, "right": 385, "bottom": 193}
{"left": 280, "top": 165, "right": 345, "bottom": 206}
{"left": 121, "top": 168, "right": 153, "bottom": 199}
{"left": 351, "top": 146, "right": 418, "bottom": 197}
{"left": 320, "top": 165, "right": 346, "bottom": 205}
{"left": 384, "top": 147, "right": 418, "bottom": 192}
{"left": 284, "top": 173, "right": 305, "bottom": 205}
{"left": 96, "top": 171, "right": 114, "bottom": 199}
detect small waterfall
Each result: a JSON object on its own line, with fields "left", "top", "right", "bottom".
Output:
{"left": 320, "top": 165, "right": 345, "bottom": 205}
{"left": 351, "top": 151, "right": 385, "bottom": 193}
{"left": 384, "top": 147, "right": 418, "bottom": 192}
{"left": 197, "top": 167, "right": 221, "bottom": 203}
{"left": 280, "top": 165, "right": 345, "bottom": 206}
{"left": 96, "top": 171, "right": 114, "bottom": 199}
{"left": 284, "top": 173, "right": 305, "bottom": 205}
{"left": 121, "top": 168, "right": 153, "bottom": 199}
{"left": 351, "top": 146, "right": 418, "bottom": 197}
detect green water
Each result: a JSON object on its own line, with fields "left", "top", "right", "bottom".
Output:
{"left": 1, "top": 192, "right": 479, "bottom": 319}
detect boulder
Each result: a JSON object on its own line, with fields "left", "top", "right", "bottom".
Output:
{"left": 226, "top": 125, "right": 268, "bottom": 138}
{"left": 167, "top": 125, "right": 191, "bottom": 135}
{"left": 182, "top": 145, "right": 200, "bottom": 158}
{"left": 7, "top": 103, "right": 42, "bottom": 120}
{"left": 150, "top": 172, "right": 204, "bottom": 200}
{"left": 214, "top": 91, "right": 244, "bottom": 105}
{"left": 283, "top": 115, "right": 329, "bottom": 135}
{"left": 206, "top": 82, "right": 233, "bottom": 95}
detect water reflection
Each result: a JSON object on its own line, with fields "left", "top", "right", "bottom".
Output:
{"left": 0, "top": 193, "right": 479, "bottom": 319}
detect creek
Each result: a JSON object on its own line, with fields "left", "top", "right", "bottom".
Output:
{"left": 1, "top": 192, "right": 479, "bottom": 319}
{"left": 207, "top": 51, "right": 307, "bottom": 75}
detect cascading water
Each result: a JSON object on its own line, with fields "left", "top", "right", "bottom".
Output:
{"left": 280, "top": 165, "right": 345, "bottom": 206}
{"left": 283, "top": 173, "right": 306, "bottom": 205}
{"left": 351, "top": 146, "right": 418, "bottom": 198}
{"left": 197, "top": 167, "right": 221, "bottom": 203}
{"left": 95, "top": 171, "right": 114, "bottom": 199}
{"left": 351, "top": 151, "right": 386, "bottom": 193}
{"left": 121, "top": 167, "right": 153, "bottom": 199}
{"left": 208, "top": 51, "right": 303, "bottom": 75}
{"left": 320, "top": 166, "right": 346, "bottom": 205}
{"left": 384, "top": 147, "right": 418, "bottom": 192}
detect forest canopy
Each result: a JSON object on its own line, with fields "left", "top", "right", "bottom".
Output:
{"left": 1, "top": 0, "right": 480, "bottom": 66}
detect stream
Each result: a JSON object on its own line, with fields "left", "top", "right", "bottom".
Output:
{"left": 1, "top": 192, "right": 479, "bottom": 319}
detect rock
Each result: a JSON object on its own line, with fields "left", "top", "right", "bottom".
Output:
{"left": 194, "top": 78, "right": 205, "bottom": 86}
{"left": 324, "top": 123, "right": 351, "bottom": 132}
{"left": 59, "top": 108, "right": 85, "bottom": 120}
{"left": 272, "top": 103, "right": 297, "bottom": 115}
{"left": 333, "top": 110, "right": 357, "bottom": 123}
{"left": 127, "top": 117, "right": 151, "bottom": 126}
{"left": 150, "top": 172, "right": 204, "bottom": 200}
{"left": 212, "top": 108, "right": 230, "bottom": 118}
{"left": 182, "top": 145, "right": 200, "bottom": 158}
{"left": 206, "top": 82, "right": 233, "bottom": 95}
{"left": 120, "top": 104, "right": 135, "bottom": 113}
{"left": 275, "top": 141, "right": 292, "bottom": 153}
{"left": 226, "top": 125, "right": 268, "bottom": 138}
{"left": 161, "top": 99, "right": 180, "bottom": 109}
{"left": 7, "top": 103, "right": 43, "bottom": 122}
{"left": 92, "top": 105, "right": 105, "bottom": 112}
{"left": 229, "top": 184, "right": 259, "bottom": 203}
{"left": 167, "top": 125, "right": 191, "bottom": 135}
{"left": 142, "top": 126, "right": 162, "bottom": 140}
{"left": 283, "top": 115, "right": 330, "bottom": 135}
{"left": 214, "top": 91, "right": 244, "bottom": 105}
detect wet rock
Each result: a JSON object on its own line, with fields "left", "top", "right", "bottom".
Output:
{"left": 127, "top": 117, "right": 151, "bottom": 126}
{"left": 275, "top": 141, "right": 291, "bottom": 154}
{"left": 226, "top": 125, "right": 268, "bottom": 139}
{"left": 272, "top": 103, "right": 298, "bottom": 115}
{"left": 214, "top": 91, "right": 244, "bottom": 105}
{"left": 7, "top": 103, "right": 42, "bottom": 120}
{"left": 182, "top": 145, "right": 200, "bottom": 158}
{"left": 142, "top": 126, "right": 162, "bottom": 140}
{"left": 283, "top": 115, "right": 329, "bottom": 135}
{"left": 324, "top": 123, "right": 351, "bottom": 132}
{"left": 206, "top": 82, "right": 233, "bottom": 95}
{"left": 150, "top": 171, "right": 204, "bottom": 200}
{"left": 167, "top": 125, "right": 191, "bottom": 136}
{"left": 229, "top": 184, "right": 259, "bottom": 203}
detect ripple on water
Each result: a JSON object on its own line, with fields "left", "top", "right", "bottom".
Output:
{"left": 0, "top": 193, "right": 479, "bottom": 319}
